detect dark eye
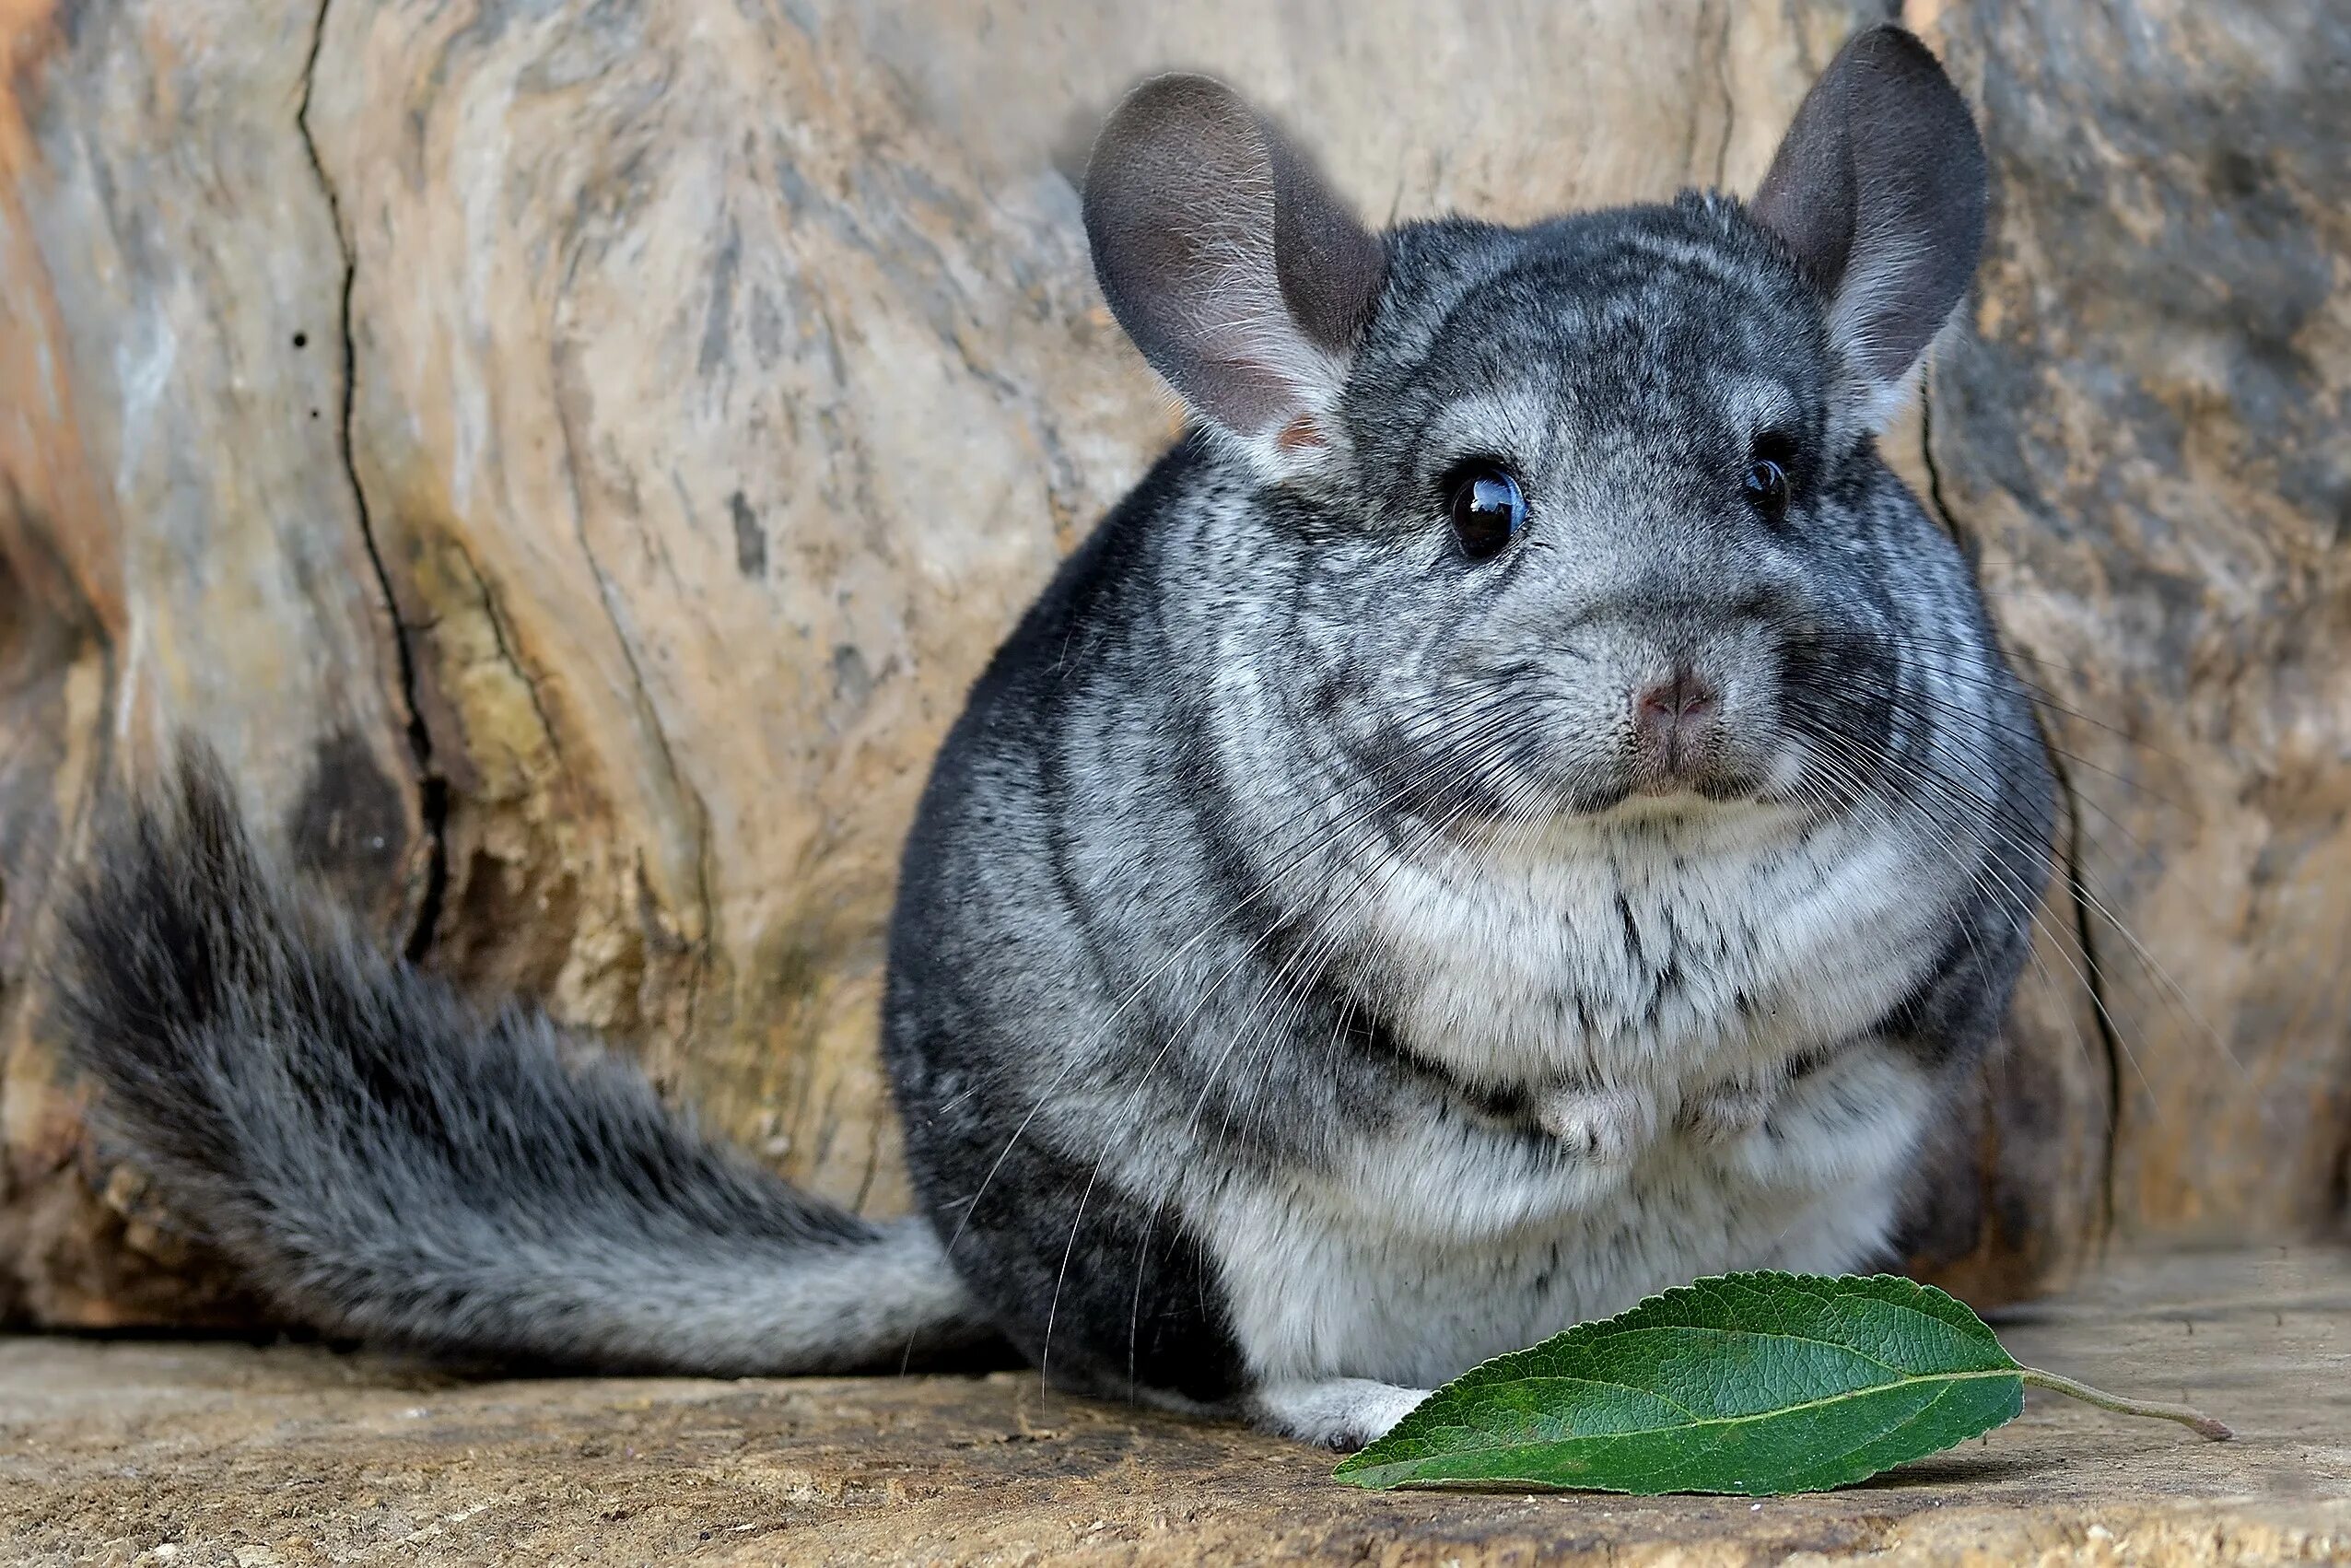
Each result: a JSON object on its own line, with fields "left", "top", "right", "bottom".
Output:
{"left": 1446, "top": 462, "right": 1526, "bottom": 561}
{"left": 1744, "top": 435, "right": 1794, "bottom": 523}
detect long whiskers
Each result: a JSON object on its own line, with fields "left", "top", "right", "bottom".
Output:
{"left": 1795, "top": 689, "right": 2252, "bottom": 1107}
{"left": 927, "top": 695, "right": 1530, "bottom": 1385}
{"left": 1052, "top": 719, "right": 1538, "bottom": 1393}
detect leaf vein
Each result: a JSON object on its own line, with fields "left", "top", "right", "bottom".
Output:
{"left": 1380, "top": 1368, "right": 2019, "bottom": 1465}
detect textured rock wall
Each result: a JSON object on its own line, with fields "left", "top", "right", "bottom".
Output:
{"left": 0, "top": 0, "right": 2341, "bottom": 1328}
{"left": 1920, "top": 0, "right": 2351, "bottom": 1246}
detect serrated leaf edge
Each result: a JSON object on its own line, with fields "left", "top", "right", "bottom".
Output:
{"left": 1334, "top": 1271, "right": 2020, "bottom": 1488}
{"left": 1332, "top": 1367, "right": 2025, "bottom": 1488}
{"left": 1348, "top": 1376, "right": 2025, "bottom": 1496}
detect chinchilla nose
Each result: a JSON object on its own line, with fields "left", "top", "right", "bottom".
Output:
{"left": 1630, "top": 666, "right": 1720, "bottom": 776}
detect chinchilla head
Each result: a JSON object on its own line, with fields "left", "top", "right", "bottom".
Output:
{"left": 1082, "top": 26, "right": 1995, "bottom": 825}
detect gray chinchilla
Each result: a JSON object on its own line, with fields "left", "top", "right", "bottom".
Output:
{"left": 51, "top": 23, "right": 2053, "bottom": 1449}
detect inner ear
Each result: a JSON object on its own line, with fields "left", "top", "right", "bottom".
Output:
{"left": 1749, "top": 26, "right": 1987, "bottom": 400}
{"left": 1082, "top": 75, "right": 1386, "bottom": 447}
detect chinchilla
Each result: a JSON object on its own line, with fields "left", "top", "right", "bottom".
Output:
{"left": 50, "top": 24, "right": 2052, "bottom": 1447}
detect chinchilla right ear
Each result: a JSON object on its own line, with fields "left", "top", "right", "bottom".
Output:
{"left": 1082, "top": 74, "right": 1386, "bottom": 474}
{"left": 1749, "top": 25, "right": 1989, "bottom": 432}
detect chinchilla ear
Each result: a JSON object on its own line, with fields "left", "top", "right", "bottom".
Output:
{"left": 1749, "top": 25, "right": 1987, "bottom": 430}
{"left": 1082, "top": 74, "right": 1386, "bottom": 469}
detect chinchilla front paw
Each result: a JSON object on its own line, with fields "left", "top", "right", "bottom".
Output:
{"left": 1533, "top": 1083, "right": 1658, "bottom": 1164}
{"left": 1679, "top": 1076, "right": 1777, "bottom": 1144}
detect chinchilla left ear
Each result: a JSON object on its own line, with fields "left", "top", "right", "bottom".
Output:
{"left": 1749, "top": 25, "right": 1988, "bottom": 431}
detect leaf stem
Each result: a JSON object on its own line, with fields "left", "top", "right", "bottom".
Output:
{"left": 2019, "top": 1366, "right": 2233, "bottom": 1441}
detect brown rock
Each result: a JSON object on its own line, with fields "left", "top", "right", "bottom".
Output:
{"left": 2, "top": 1248, "right": 2344, "bottom": 1565}
{"left": 1913, "top": 0, "right": 2351, "bottom": 1246}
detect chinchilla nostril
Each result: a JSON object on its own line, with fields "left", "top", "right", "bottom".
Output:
{"left": 1631, "top": 670, "right": 1722, "bottom": 780}
{"left": 1635, "top": 670, "right": 1718, "bottom": 727}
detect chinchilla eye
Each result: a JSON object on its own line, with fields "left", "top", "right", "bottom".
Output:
{"left": 1445, "top": 462, "right": 1526, "bottom": 561}
{"left": 1745, "top": 430, "right": 1796, "bottom": 522}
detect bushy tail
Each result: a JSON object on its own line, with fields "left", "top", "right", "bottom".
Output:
{"left": 45, "top": 744, "right": 996, "bottom": 1374}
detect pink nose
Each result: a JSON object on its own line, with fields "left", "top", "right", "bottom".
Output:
{"left": 1632, "top": 669, "right": 1718, "bottom": 760}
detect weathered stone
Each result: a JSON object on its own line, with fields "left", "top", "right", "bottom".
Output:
{"left": 1911, "top": 0, "right": 2351, "bottom": 1246}
{"left": 2, "top": 1249, "right": 2344, "bottom": 1565}
{"left": 0, "top": 0, "right": 424, "bottom": 1327}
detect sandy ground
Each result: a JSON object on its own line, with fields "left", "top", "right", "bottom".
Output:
{"left": 2, "top": 1249, "right": 2345, "bottom": 1566}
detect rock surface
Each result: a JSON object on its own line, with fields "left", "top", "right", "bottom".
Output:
{"left": 0, "top": 0, "right": 2345, "bottom": 1325}
{"left": 3, "top": 1249, "right": 2345, "bottom": 1565}
{"left": 1916, "top": 0, "right": 2351, "bottom": 1249}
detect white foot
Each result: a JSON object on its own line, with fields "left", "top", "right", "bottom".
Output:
{"left": 1533, "top": 1084, "right": 1656, "bottom": 1163}
{"left": 1680, "top": 1077, "right": 1775, "bottom": 1144}
{"left": 1248, "top": 1377, "right": 1433, "bottom": 1450}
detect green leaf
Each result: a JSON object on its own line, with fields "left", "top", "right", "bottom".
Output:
{"left": 1333, "top": 1272, "right": 2026, "bottom": 1495}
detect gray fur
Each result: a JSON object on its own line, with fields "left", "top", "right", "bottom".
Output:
{"left": 52, "top": 748, "right": 996, "bottom": 1373}
{"left": 48, "top": 25, "right": 2052, "bottom": 1451}
{"left": 890, "top": 23, "right": 2051, "bottom": 1444}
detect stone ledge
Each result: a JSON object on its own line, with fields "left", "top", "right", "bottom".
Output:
{"left": 3, "top": 1249, "right": 2345, "bottom": 1566}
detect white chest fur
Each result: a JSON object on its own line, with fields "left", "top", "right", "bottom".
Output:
{"left": 1204, "top": 798, "right": 1955, "bottom": 1388}
{"left": 1371, "top": 797, "right": 1952, "bottom": 1094}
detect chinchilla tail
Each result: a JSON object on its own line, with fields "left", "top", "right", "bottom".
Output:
{"left": 45, "top": 742, "right": 995, "bottom": 1373}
